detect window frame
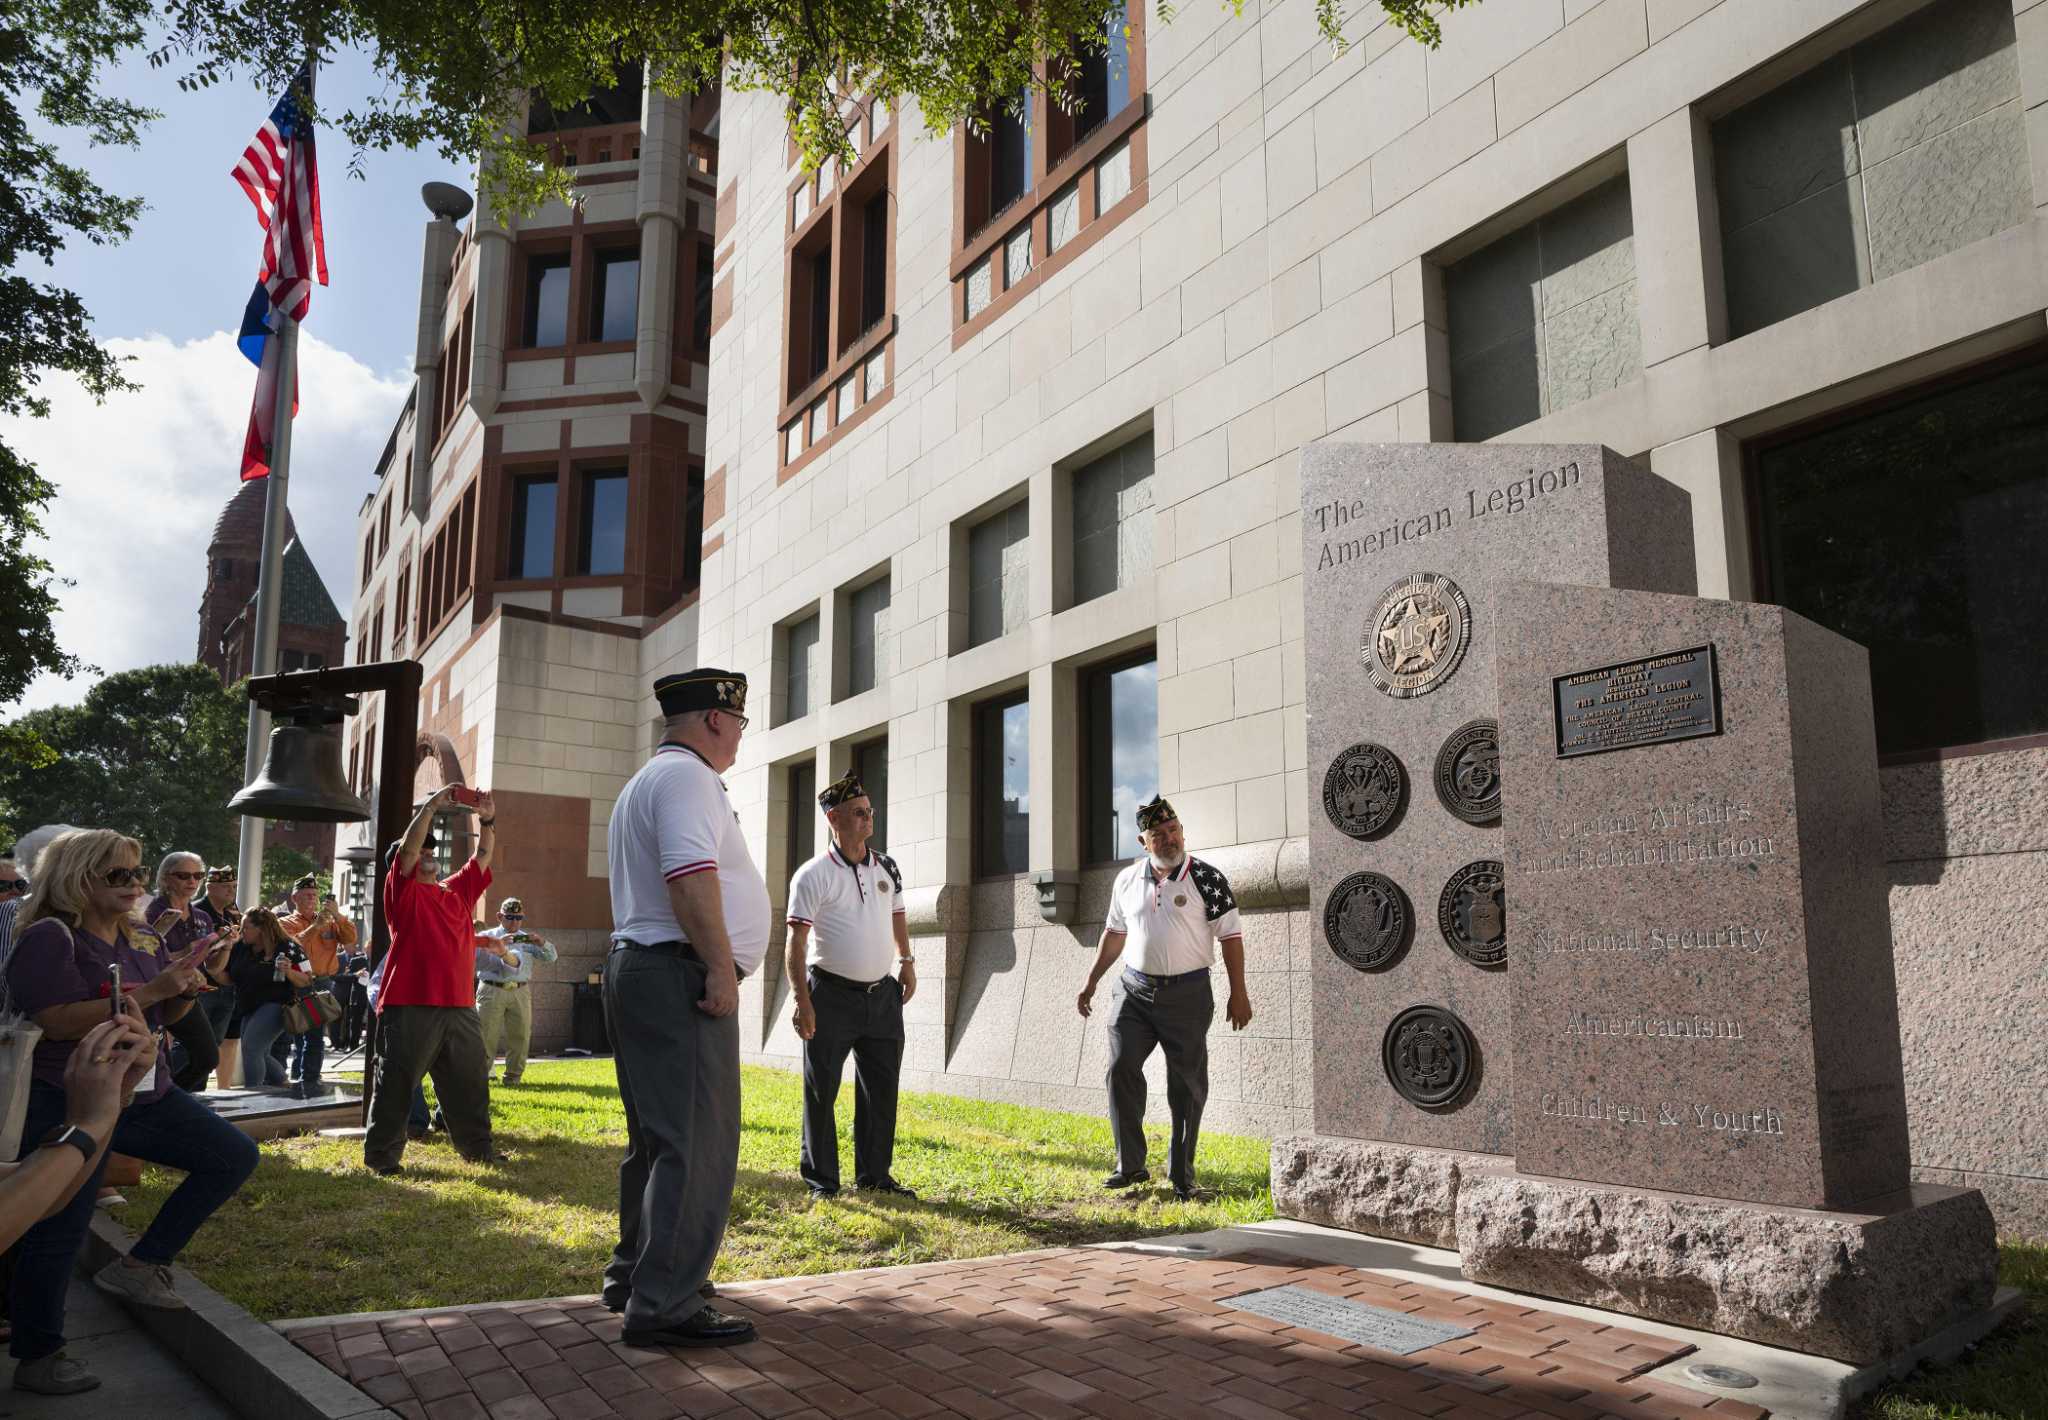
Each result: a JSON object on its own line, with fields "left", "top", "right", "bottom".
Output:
{"left": 1080, "top": 648, "right": 1159, "bottom": 867}
{"left": 1741, "top": 344, "right": 2048, "bottom": 766}
{"left": 972, "top": 688, "right": 1032, "bottom": 879}
{"left": 507, "top": 472, "right": 561, "bottom": 582}
{"left": 587, "top": 246, "right": 642, "bottom": 345}
{"left": 575, "top": 467, "right": 631, "bottom": 577}
{"left": 520, "top": 250, "right": 574, "bottom": 349}
{"left": 951, "top": 3, "right": 1149, "bottom": 344}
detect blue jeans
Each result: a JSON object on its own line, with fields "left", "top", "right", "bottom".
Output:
{"left": 10, "top": 1081, "right": 258, "bottom": 1360}
{"left": 240, "top": 1003, "right": 320, "bottom": 1086}
{"left": 289, "top": 979, "right": 334, "bottom": 1084}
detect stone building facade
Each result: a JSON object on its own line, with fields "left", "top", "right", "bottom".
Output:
{"left": 347, "top": 0, "right": 2048, "bottom": 1238}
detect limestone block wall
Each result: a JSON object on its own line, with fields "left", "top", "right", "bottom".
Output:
{"left": 660, "top": 0, "right": 2048, "bottom": 1242}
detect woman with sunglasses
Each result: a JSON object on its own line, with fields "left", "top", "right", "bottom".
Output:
{"left": 144, "top": 853, "right": 236, "bottom": 1093}
{"left": 2, "top": 829, "right": 258, "bottom": 1395}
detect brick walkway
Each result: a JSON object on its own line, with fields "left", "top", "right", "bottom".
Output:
{"left": 288, "top": 1247, "right": 1769, "bottom": 1420}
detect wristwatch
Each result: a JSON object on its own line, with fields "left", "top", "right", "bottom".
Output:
{"left": 898, "top": 955, "right": 915, "bottom": 967}
{"left": 37, "top": 1125, "right": 97, "bottom": 1163}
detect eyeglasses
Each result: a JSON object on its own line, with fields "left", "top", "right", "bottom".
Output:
{"left": 502, "top": 913, "right": 525, "bottom": 921}
{"left": 846, "top": 807, "right": 874, "bottom": 821}
{"left": 714, "top": 709, "right": 748, "bottom": 731}
{"left": 206, "top": 870, "right": 237, "bottom": 883}
{"left": 0, "top": 879, "right": 27, "bottom": 893}
{"left": 102, "top": 867, "right": 150, "bottom": 888}
{"left": 167, "top": 871, "right": 204, "bottom": 882}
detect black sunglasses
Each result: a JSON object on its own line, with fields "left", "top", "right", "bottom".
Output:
{"left": 0, "top": 878, "right": 27, "bottom": 893}
{"left": 102, "top": 867, "right": 150, "bottom": 888}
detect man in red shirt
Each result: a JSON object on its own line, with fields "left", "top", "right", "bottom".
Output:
{"left": 363, "top": 785, "right": 505, "bottom": 1176}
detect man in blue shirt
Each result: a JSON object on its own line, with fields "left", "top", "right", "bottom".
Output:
{"left": 474, "top": 897, "right": 558, "bottom": 1085}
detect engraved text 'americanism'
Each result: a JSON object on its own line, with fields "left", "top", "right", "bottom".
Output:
{"left": 1310, "top": 462, "right": 1582, "bottom": 572}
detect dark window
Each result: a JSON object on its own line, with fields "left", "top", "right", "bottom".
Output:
{"left": 522, "top": 255, "right": 571, "bottom": 347}
{"left": 1085, "top": 655, "right": 1158, "bottom": 862}
{"left": 974, "top": 692, "right": 1030, "bottom": 876}
{"left": 1753, "top": 356, "right": 2048, "bottom": 756}
{"left": 787, "top": 760, "right": 817, "bottom": 872}
{"left": 510, "top": 475, "right": 558, "bottom": 579}
{"left": 527, "top": 70, "right": 644, "bottom": 132}
{"left": 694, "top": 241, "right": 715, "bottom": 352}
{"left": 807, "top": 245, "right": 832, "bottom": 383}
{"left": 590, "top": 250, "right": 640, "bottom": 342}
{"left": 855, "top": 738, "right": 890, "bottom": 852}
{"left": 989, "top": 98, "right": 1033, "bottom": 217}
{"left": 578, "top": 470, "right": 629, "bottom": 575}
{"left": 859, "top": 191, "right": 889, "bottom": 335}
{"left": 846, "top": 576, "right": 892, "bottom": 697}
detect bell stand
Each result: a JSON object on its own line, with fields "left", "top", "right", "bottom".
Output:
{"left": 234, "top": 661, "right": 424, "bottom": 1127}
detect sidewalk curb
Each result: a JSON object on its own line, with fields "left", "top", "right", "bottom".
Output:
{"left": 84, "top": 1213, "right": 397, "bottom": 1420}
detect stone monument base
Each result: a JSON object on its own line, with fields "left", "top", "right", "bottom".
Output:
{"left": 1273, "top": 1134, "right": 1997, "bottom": 1363}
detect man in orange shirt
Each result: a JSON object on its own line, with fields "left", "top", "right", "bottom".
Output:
{"left": 278, "top": 875, "right": 359, "bottom": 1075}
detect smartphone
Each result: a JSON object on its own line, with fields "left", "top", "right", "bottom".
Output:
{"left": 448, "top": 785, "right": 483, "bottom": 808}
{"left": 109, "top": 962, "right": 123, "bottom": 1018}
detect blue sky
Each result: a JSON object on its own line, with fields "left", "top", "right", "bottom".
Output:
{"left": 7, "top": 48, "right": 459, "bottom": 712}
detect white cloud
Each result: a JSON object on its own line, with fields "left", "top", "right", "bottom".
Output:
{"left": 4, "top": 329, "right": 409, "bottom": 713}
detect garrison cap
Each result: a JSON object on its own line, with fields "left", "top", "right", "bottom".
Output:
{"left": 654, "top": 668, "right": 748, "bottom": 717}
{"left": 1134, "top": 796, "right": 1178, "bottom": 832}
{"left": 818, "top": 772, "right": 866, "bottom": 810}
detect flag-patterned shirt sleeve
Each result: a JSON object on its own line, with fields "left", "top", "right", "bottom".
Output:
{"left": 1189, "top": 857, "right": 1242, "bottom": 939}
{"left": 654, "top": 770, "right": 725, "bottom": 882}
{"left": 876, "top": 851, "right": 906, "bottom": 914}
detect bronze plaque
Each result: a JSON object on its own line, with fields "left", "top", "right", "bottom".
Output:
{"left": 1382, "top": 1005, "right": 1478, "bottom": 1109}
{"left": 1433, "top": 719, "right": 1501, "bottom": 824}
{"left": 1362, "top": 571, "right": 1472, "bottom": 698}
{"left": 1437, "top": 860, "right": 1506, "bottom": 968}
{"left": 1553, "top": 644, "right": 1720, "bottom": 758}
{"left": 1323, "top": 872, "right": 1411, "bottom": 971}
{"left": 1322, "top": 743, "right": 1407, "bottom": 840}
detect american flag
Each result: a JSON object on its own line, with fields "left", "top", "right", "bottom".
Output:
{"left": 235, "top": 64, "right": 328, "bottom": 479}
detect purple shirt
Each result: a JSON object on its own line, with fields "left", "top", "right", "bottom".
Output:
{"left": 5, "top": 916, "right": 172, "bottom": 1102}
{"left": 144, "top": 894, "right": 223, "bottom": 957}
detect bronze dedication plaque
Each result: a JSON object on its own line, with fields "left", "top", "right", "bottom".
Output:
{"left": 1553, "top": 644, "right": 1720, "bottom": 758}
{"left": 1322, "top": 743, "right": 1407, "bottom": 839}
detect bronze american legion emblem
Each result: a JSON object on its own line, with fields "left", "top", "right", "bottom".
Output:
{"left": 1362, "top": 571, "right": 1471, "bottom": 698}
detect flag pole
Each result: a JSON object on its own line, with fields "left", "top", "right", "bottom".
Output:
{"left": 235, "top": 310, "right": 301, "bottom": 899}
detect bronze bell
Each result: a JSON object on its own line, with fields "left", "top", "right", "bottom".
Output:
{"left": 228, "top": 697, "right": 372, "bottom": 824}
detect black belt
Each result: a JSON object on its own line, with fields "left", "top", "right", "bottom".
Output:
{"left": 479, "top": 979, "right": 524, "bottom": 990}
{"left": 811, "top": 966, "right": 894, "bottom": 993}
{"left": 1122, "top": 966, "right": 1207, "bottom": 988}
{"left": 615, "top": 938, "right": 748, "bottom": 981}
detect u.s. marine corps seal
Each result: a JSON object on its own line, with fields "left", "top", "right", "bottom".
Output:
{"left": 1437, "top": 860, "right": 1506, "bottom": 967}
{"left": 1321, "top": 743, "right": 1406, "bottom": 840}
{"left": 1323, "top": 871, "right": 1411, "bottom": 971}
{"left": 1433, "top": 718, "right": 1501, "bottom": 824}
{"left": 1382, "top": 1005, "right": 1478, "bottom": 1109}
{"left": 1362, "top": 571, "right": 1472, "bottom": 698}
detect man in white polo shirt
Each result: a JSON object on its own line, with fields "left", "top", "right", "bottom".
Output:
{"left": 601, "top": 667, "right": 769, "bottom": 1351}
{"left": 1076, "top": 796, "right": 1252, "bottom": 1199}
{"left": 785, "top": 771, "right": 917, "bottom": 1200}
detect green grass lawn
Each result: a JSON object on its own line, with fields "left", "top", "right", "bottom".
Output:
{"left": 1857, "top": 1242, "right": 2048, "bottom": 1420}
{"left": 120, "top": 1058, "right": 1274, "bottom": 1322}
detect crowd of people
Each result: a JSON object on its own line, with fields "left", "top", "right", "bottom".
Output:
{"left": 0, "top": 659, "right": 1253, "bottom": 1386}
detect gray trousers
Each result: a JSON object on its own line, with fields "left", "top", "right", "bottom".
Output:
{"left": 602, "top": 947, "right": 739, "bottom": 1331}
{"left": 365, "top": 1005, "right": 493, "bottom": 1169}
{"left": 1105, "top": 969, "right": 1214, "bottom": 1190}
{"left": 799, "top": 971, "right": 905, "bottom": 1192}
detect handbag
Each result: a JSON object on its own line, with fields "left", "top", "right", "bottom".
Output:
{"left": 285, "top": 989, "right": 345, "bottom": 1036}
{"left": 0, "top": 922, "right": 50, "bottom": 1159}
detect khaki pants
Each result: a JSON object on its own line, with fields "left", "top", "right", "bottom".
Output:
{"left": 476, "top": 981, "right": 534, "bottom": 1081}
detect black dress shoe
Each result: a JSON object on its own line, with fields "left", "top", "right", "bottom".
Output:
{"left": 622, "top": 1305, "right": 756, "bottom": 1349}
{"left": 1102, "top": 1168, "right": 1151, "bottom": 1189}
{"left": 602, "top": 1289, "right": 629, "bottom": 1314}
{"left": 807, "top": 1184, "right": 839, "bottom": 1200}
{"left": 371, "top": 1164, "right": 405, "bottom": 1177}
{"left": 858, "top": 1178, "right": 918, "bottom": 1199}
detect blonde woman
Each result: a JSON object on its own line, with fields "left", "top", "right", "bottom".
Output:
{"left": 3, "top": 830, "right": 259, "bottom": 1396}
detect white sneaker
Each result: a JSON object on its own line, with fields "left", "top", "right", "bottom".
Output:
{"left": 92, "top": 1258, "right": 188, "bottom": 1310}
{"left": 94, "top": 1191, "right": 127, "bottom": 1209}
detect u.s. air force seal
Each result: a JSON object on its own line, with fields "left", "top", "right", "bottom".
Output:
{"left": 1437, "top": 860, "right": 1506, "bottom": 967}
{"left": 1321, "top": 743, "right": 1406, "bottom": 839}
{"left": 1363, "top": 571, "right": 1471, "bottom": 698}
{"left": 1323, "top": 871, "right": 1411, "bottom": 971}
